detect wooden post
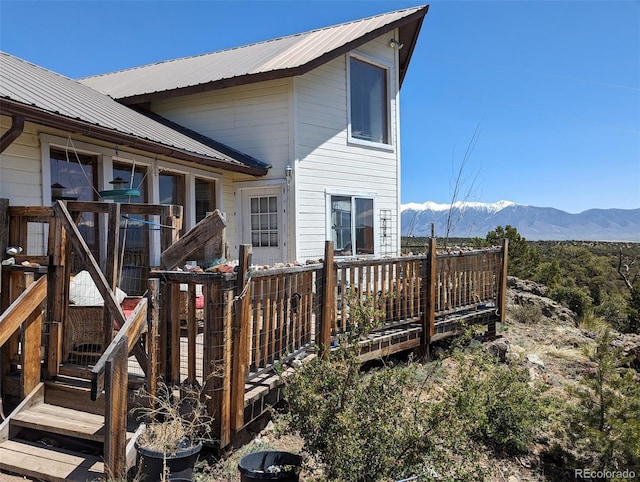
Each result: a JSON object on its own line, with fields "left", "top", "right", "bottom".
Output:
{"left": 206, "top": 279, "right": 233, "bottom": 448}
{"left": 422, "top": 238, "right": 437, "bottom": 349}
{"left": 47, "top": 212, "right": 69, "bottom": 377}
{"left": 160, "top": 210, "right": 226, "bottom": 270}
{"left": 160, "top": 204, "right": 182, "bottom": 254}
{"left": 159, "top": 279, "right": 169, "bottom": 380}
{"left": 187, "top": 283, "right": 197, "bottom": 385}
{"left": 231, "top": 245, "right": 251, "bottom": 434}
{"left": 104, "top": 336, "right": 128, "bottom": 480}
{"left": 0, "top": 199, "right": 8, "bottom": 272}
{"left": 170, "top": 281, "right": 181, "bottom": 384}
{"left": 492, "top": 238, "right": 509, "bottom": 340}
{"left": 318, "top": 240, "right": 334, "bottom": 357}
{"left": 148, "top": 278, "right": 160, "bottom": 401}
{"left": 20, "top": 273, "right": 41, "bottom": 397}
{"left": 103, "top": 203, "right": 121, "bottom": 350}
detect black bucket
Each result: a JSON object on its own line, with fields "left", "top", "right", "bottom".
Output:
{"left": 135, "top": 441, "right": 202, "bottom": 482}
{"left": 238, "top": 451, "right": 302, "bottom": 482}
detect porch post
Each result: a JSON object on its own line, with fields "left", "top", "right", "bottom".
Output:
{"left": 231, "top": 244, "right": 252, "bottom": 434}
{"left": 421, "top": 238, "right": 437, "bottom": 351}
{"left": 318, "top": 240, "right": 334, "bottom": 357}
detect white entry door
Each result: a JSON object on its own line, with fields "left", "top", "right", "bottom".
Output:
{"left": 241, "top": 187, "right": 284, "bottom": 266}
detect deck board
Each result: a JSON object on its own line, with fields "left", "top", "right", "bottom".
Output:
{"left": 0, "top": 439, "right": 104, "bottom": 482}
{"left": 11, "top": 403, "right": 106, "bottom": 442}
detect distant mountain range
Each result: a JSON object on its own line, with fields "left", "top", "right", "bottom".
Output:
{"left": 401, "top": 201, "right": 640, "bottom": 242}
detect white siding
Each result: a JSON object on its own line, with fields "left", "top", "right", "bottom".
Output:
{"left": 149, "top": 34, "right": 403, "bottom": 262}
{"left": 0, "top": 116, "right": 43, "bottom": 205}
{"left": 152, "top": 80, "right": 293, "bottom": 260}
{"left": 151, "top": 79, "right": 291, "bottom": 178}
{"left": 294, "top": 35, "right": 400, "bottom": 260}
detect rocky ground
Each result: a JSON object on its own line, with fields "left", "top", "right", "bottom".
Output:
{"left": 197, "top": 276, "right": 640, "bottom": 481}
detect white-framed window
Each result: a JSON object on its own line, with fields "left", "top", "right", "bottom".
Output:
{"left": 250, "top": 195, "right": 279, "bottom": 248}
{"left": 348, "top": 55, "right": 390, "bottom": 145}
{"left": 329, "top": 194, "right": 375, "bottom": 256}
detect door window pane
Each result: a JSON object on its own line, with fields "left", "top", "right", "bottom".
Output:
{"left": 250, "top": 196, "right": 278, "bottom": 247}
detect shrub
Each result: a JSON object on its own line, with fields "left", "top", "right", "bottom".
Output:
{"left": 568, "top": 328, "right": 640, "bottom": 471}
{"left": 280, "top": 345, "right": 432, "bottom": 481}
{"left": 437, "top": 346, "right": 545, "bottom": 455}
{"left": 511, "top": 303, "right": 543, "bottom": 324}
{"left": 550, "top": 285, "right": 592, "bottom": 318}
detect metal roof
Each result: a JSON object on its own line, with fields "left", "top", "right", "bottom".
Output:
{"left": 0, "top": 52, "right": 270, "bottom": 175}
{"left": 80, "top": 5, "right": 428, "bottom": 104}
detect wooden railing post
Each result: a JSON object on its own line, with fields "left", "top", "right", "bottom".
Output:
{"left": 492, "top": 238, "right": 509, "bottom": 340}
{"left": 169, "top": 281, "right": 181, "bottom": 385}
{"left": 46, "top": 210, "right": 68, "bottom": 378}
{"left": 231, "top": 245, "right": 252, "bottom": 434}
{"left": 147, "top": 278, "right": 160, "bottom": 401}
{"left": 103, "top": 336, "right": 128, "bottom": 480}
{"left": 205, "top": 278, "right": 233, "bottom": 448}
{"left": 318, "top": 240, "right": 334, "bottom": 357}
{"left": 20, "top": 272, "right": 42, "bottom": 397}
{"left": 422, "top": 238, "right": 437, "bottom": 350}
{"left": 160, "top": 204, "right": 182, "bottom": 253}
{"left": 103, "top": 203, "right": 121, "bottom": 350}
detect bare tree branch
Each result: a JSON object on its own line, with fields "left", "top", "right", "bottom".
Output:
{"left": 444, "top": 123, "right": 482, "bottom": 247}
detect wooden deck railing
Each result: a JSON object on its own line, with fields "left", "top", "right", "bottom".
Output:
{"left": 2, "top": 199, "right": 509, "bottom": 464}
{"left": 153, "top": 239, "right": 508, "bottom": 445}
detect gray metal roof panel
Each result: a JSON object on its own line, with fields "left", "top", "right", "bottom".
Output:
{"left": 79, "top": 5, "right": 427, "bottom": 100}
{"left": 0, "top": 51, "right": 269, "bottom": 173}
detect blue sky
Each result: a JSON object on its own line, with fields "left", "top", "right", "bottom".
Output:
{"left": 1, "top": 0, "right": 638, "bottom": 213}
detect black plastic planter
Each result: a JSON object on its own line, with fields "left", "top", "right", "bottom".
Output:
{"left": 238, "top": 451, "right": 302, "bottom": 482}
{"left": 135, "top": 441, "right": 202, "bottom": 482}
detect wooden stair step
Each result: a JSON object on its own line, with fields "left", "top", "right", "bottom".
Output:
{"left": 11, "top": 402, "right": 106, "bottom": 442}
{"left": 0, "top": 439, "right": 104, "bottom": 482}
{"left": 44, "top": 379, "right": 105, "bottom": 415}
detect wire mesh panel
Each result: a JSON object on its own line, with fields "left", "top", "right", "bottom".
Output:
{"left": 247, "top": 265, "right": 322, "bottom": 378}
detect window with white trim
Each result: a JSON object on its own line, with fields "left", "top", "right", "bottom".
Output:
{"left": 250, "top": 196, "right": 278, "bottom": 247}
{"left": 330, "top": 195, "right": 374, "bottom": 256}
{"left": 349, "top": 56, "right": 389, "bottom": 145}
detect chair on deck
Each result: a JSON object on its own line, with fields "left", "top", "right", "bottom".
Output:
{"left": 65, "top": 271, "right": 136, "bottom": 360}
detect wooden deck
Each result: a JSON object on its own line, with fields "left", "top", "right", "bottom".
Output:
{"left": 1, "top": 202, "right": 508, "bottom": 480}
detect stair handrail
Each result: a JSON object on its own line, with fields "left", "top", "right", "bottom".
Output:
{"left": 90, "top": 296, "right": 148, "bottom": 401}
{"left": 0, "top": 274, "right": 47, "bottom": 346}
{"left": 87, "top": 297, "right": 147, "bottom": 480}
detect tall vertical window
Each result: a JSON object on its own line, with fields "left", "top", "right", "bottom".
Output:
{"left": 50, "top": 150, "right": 99, "bottom": 264}
{"left": 349, "top": 57, "right": 389, "bottom": 144}
{"left": 330, "top": 195, "right": 374, "bottom": 256}
{"left": 250, "top": 196, "right": 278, "bottom": 247}
{"left": 159, "top": 172, "right": 185, "bottom": 234}
{"left": 195, "top": 178, "right": 216, "bottom": 223}
{"left": 114, "top": 163, "right": 148, "bottom": 294}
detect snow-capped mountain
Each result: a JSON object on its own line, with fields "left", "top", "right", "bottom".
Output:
{"left": 401, "top": 201, "right": 640, "bottom": 241}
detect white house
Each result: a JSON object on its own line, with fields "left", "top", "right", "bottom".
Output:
{"left": 1, "top": 5, "right": 428, "bottom": 266}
